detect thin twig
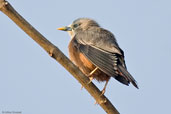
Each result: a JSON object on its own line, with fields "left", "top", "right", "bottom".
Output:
{"left": 0, "top": 0, "right": 119, "bottom": 114}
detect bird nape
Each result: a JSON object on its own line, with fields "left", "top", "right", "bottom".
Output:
{"left": 58, "top": 18, "right": 138, "bottom": 95}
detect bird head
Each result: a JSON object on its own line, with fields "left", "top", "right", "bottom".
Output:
{"left": 57, "top": 18, "right": 100, "bottom": 37}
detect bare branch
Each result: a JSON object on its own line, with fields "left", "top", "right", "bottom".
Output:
{"left": 0, "top": 1, "right": 119, "bottom": 114}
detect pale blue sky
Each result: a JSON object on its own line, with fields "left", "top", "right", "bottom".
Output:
{"left": 0, "top": 0, "right": 171, "bottom": 114}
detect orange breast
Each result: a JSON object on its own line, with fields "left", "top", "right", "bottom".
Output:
{"left": 79, "top": 53, "right": 94, "bottom": 70}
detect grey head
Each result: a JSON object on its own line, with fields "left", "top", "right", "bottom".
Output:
{"left": 71, "top": 18, "right": 100, "bottom": 31}
{"left": 58, "top": 18, "right": 100, "bottom": 37}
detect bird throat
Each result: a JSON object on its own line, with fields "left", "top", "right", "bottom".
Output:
{"left": 67, "top": 30, "right": 75, "bottom": 38}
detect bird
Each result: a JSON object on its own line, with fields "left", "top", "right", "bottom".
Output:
{"left": 58, "top": 18, "right": 138, "bottom": 94}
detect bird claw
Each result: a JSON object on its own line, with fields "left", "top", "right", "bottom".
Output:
{"left": 100, "top": 89, "right": 106, "bottom": 96}
{"left": 88, "top": 76, "right": 93, "bottom": 84}
{"left": 94, "top": 98, "right": 107, "bottom": 105}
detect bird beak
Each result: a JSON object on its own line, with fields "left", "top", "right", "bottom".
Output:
{"left": 57, "top": 26, "right": 72, "bottom": 31}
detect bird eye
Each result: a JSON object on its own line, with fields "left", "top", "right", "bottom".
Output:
{"left": 73, "top": 24, "right": 78, "bottom": 28}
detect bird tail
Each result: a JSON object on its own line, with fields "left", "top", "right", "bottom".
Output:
{"left": 116, "top": 65, "right": 139, "bottom": 89}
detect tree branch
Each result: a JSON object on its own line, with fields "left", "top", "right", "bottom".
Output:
{"left": 0, "top": 0, "right": 119, "bottom": 114}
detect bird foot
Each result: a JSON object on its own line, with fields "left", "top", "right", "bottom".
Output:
{"left": 94, "top": 98, "right": 107, "bottom": 105}
{"left": 100, "top": 89, "right": 106, "bottom": 96}
{"left": 88, "top": 76, "right": 94, "bottom": 84}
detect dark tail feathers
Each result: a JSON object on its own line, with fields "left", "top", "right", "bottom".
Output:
{"left": 115, "top": 65, "right": 139, "bottom": 89}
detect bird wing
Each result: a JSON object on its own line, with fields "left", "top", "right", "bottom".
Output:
{"left": 75, "top": 27, "right": 123, "bottom": 55}
{"left": 73, "top": 27, "right": 138, "bottom": 88}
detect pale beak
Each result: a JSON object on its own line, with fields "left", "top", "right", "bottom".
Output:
{"left": 57, "top": 26, "right": 72, "bottom": 31}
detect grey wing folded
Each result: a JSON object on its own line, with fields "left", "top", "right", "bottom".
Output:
{"left": 79, "top": 43, "right": 118, "bottom": 77}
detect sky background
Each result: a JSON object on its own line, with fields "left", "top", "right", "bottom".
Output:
{"left": 0, "top": 0, "right": 171, "bottom": 114}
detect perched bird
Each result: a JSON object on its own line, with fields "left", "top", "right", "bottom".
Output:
{"left": 58, "top": 18, "right": 138, "bottom": 94}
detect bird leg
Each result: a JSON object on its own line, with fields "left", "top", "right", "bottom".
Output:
{"left": 87, "top": 67, "right": 98, "bottom": 84}
{"left": 81, "top": 67, "right": 98, "bottom": 89}
{"left": 93, "top": 80, "right": 109, "bottom": 104}
{"left": 101, "top": 79, "right": 109, "bottom": 96}
{"left": 88, "top": 67, "right": 98, "bottom": 76}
